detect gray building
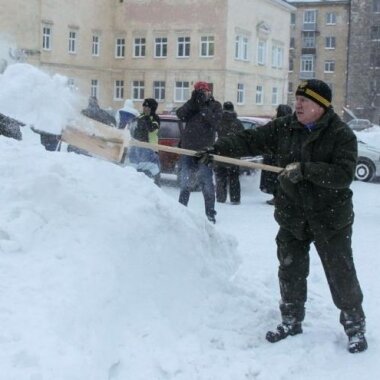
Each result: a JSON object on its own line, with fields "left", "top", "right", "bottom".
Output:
{"left": 346, "top": 0, "right": 380, "bottom": 123}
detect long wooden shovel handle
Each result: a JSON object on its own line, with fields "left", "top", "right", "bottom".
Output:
{"left": 129, "top": 139, "right": 283, "bottom": 173}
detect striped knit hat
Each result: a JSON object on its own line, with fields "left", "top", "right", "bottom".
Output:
{"left": 296, "top": 79, "right": 332, "bottom": 109}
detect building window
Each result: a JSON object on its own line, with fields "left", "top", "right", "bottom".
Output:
{"left": 114, "top": 80, "right": 124, "bottom": 100}
{"left": 154, "top": 37, "right": 167, "bottom": 58}
{"left": 373, "top": 0, "right": 380, "bottom": 12}
{"left": 304, "top": 9, "right": 317, "bottom": 25}
{"left": 289, "top": 57, "right": 294, "bottom": 72}
{"left": 177, "top": 36, "right": 190, "bottom": 58}
{"left": 302, "top": 31, "right": 316, "bottom": 48}
{"left": 271, "top": 45, "right": 284, "bottom": 68}
{"left": 115, "top": 38, "right": 125, "bottom": 58}
{"left": 134, "top": 37, "right": 146, "bottom": 57}
{"left": 371, "top": 26, "right": 380, "bottom": 41}
{"left": 153, "top": 81, "right": 165, "bottom": 101}
{"left": 257, "top": 40, "right": 266, "bottom": 65}
{"left": 370, "top": 52, "right": 380, "bottom": 67}
{"left": 91, "top": 79, "right": 99, "bottom": 98}
{"left": 290, "top": 13, "right": 296, "bottom": 26}
{"left": 300, "top": 55, "right": 315, "bottom": 77}
{"left": 132, "top": 80, "right": 145, "bottom": 100}
{"left": 42, "top": 26, "right": 51, "bottom": 50}
{"left": 237, "top": 83, "right": 245, "bottom": 104}
{"left": 256, "top": 85, "right": 264, "bottom": 105}
{"left": 175, "top": 81, "right": 190, "bottom": 102}
{"left": 290, "top": 37, "right": 295, "bottom": 49}
{"left": 271, "top": 87, "right": 279, "bottom": 105}
{"left": 288, "top": 82, "right": 293, "bottom": 94}
{"left": 325, "top": 36, "right": 336, "bottom": 49}
{"left": 235, "top": 35, "right": 249, "bottom": 61}
{"left": 92, "top": 35, "right": 100, "bottom": 56}
{"left": 200, "top": 36, "right": 215, "bottom": 57}
{"left": 324, "top": 60, "right": 335, "bottom": 73}
{"left": 68, "top": 31, "right": 77, "bottom": 54}
{"left": 326, "top": 12, "right": 337, "bottom": 25}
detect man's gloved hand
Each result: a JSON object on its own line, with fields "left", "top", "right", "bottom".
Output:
{"left": 191, "top": 90, "right": 207, "bottom": 107}
{"left": 279, "top": 162, "right": 303, "bottom": 183}
{"left": 194, "top": 147, "right": 216, "bottom": 165}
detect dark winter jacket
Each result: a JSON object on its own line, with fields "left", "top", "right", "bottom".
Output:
{"left": 176, "top": 96, "right": 222, "bottom": 150}
{"left": 132, "top": 113, "right": 160, "bottom": 143}
{"left": 217, "top": 111, "right": 244, "bottom": 138}
{"left": 214, "top": 108, "right": 357, "bottom": 240}
{"left": 0, "top": 112, "right": 23, "bottom": 140}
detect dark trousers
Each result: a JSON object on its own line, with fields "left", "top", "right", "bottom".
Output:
{"left": 275, "top": 224, "right": 365, "bottom": 331}
{"left": 214, "top": 165, "right": 240, "bottom": 203}
{"left": 178, "top": 156, "right": 215, "bottom": 218}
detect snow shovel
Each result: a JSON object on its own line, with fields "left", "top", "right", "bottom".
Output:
{"left": 61, "top": 118, "right": 283, "bottom": 173}
{"left": 128, "top": 139, "right": 283, "bottom": 173}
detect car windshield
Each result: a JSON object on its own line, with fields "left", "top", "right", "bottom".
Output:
{"left": 158, "top": 120, "right": 181, "bottom": 139}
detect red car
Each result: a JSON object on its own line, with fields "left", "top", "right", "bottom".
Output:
{"left": 158, "top": 114, "right": 183, "bottom": 174}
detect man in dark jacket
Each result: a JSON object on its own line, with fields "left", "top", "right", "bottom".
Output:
{"left": 214, "top": 101, "right": 244, "bottom": 204}
{"left": 176, "top": 81, "right": 222, "bottom": 223}
{"left": 197, "top": 79, "right": 367, "bottom": 353}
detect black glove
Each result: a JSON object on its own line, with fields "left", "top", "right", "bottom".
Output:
{"left": 194, "top": 147, "right": 216, "bottom": 165}
{"left": 279, "top": 162, "right": 303, "bottom": 184}
{"left": 191, "top": 90, "right": 207, "bottom": 107}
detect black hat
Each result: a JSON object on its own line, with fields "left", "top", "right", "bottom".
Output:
{"left": 295, "top": 79, "right": 332, "bottom": 109}
{"left": 142, "top": 98, "right": 158, "bottom": 113}
{"left": 223, "top": 101, "right": 234, "bottom": 112}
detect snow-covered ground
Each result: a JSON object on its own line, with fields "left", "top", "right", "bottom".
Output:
{"left": 0, "top": 63, "right": 379, "bottom": 379}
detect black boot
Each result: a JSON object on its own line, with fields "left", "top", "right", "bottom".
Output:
{"left": 266, "top": 322, "right": 303, "bottom": 343}
{"left": 341, "top": 310, "right": 368, "bottom": 353}
{"left": 348, "top": 332, "right": 368, "bottom": 353}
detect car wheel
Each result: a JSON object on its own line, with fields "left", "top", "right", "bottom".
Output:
{"left": 355, "top": 158, "right": 376, "bottom": 182}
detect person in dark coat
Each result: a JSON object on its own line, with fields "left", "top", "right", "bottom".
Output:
{"left": 260, "top": 104, "right": 293, "bottom": 205}
{"left": 129, "top": 98, "right": 161, "bottom": 186}
{"left": 197, "top": 79, "right": 367, "bottom": 353}
{"left": 214, "top": 101, "right": 244, "bottom": 204}
{"left": 176, "top": 81, "right": 222, "bottom": 223}
{"left": 81, "top": 96, "right": 116, "bottom": 127}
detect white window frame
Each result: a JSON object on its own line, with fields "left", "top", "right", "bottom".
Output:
{"left": 68, "top": 30, "right": 77, "bottom": 54}
{"left": 200, "top": 36, "right": 215, "bottom": 57}
{"left": 153, "top": 81, "right": 165, "bottom": 101}
{"left": 257, "top": 40, "right": 266, "bottom": 65}
{"left": 177, "top": 36, "right": 190, "bottom": 58}
{"left": 324, "top": 60, "right": 335, "bottom": 73}
{"left": 271, "top": 45, "right": 284, "bottom": 69}
{"left": 114, "top": 80, "right": 124, "bottom": 100}
{"left": 132, "top": 80, "right": 145, "bottom": 100}
{"left": 42, "top": 26, "right": 52, "bottom": 50}
{"left": 174, "top": 81, "right": 190, "bottom": 102}
{"left": 237, "top": 83, "right": 245, "bottom": 105}
{"left": 325, "top": 36, "right": 336, "bottom": 49}
{"left": 301, "top": 55, "right": 314, "bottom": 73}
{"left": 92, "top": 35, "right": 100, "bottom": 56}
{"left": 133, "top": 37, "right": 146, "bottom": 58}
{"left": 154, "top": 37, "right": 167, "bottom": 58}
{"left": 304, "top": 9, "right": 317, "bottom": 25}
{"left": 326, "top": 12, "right": 337, "bottom": 25}
{"left": 91, "top": 79, "right": 99, "bottom": 98}
{"left": 115, "top": 38, "right": 125, "bottom": 58}
{"left": 235, "top": 35, "right": 249, "bottom": 61}
{"left": 302, "top": 31, "right": 316, "bottom": 48}
{"left": 271, "top": 87, "right": 279, "bottom": 105}
{"left": 256, "top": 85, "right": 264, "bottom": 105}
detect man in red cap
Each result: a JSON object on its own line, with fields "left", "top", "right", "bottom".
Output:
{"left": 176, "top": 81, "right": 222, "bottom": 223}
{"left": 197, "top": 79, "right": 368, "bottom": 353}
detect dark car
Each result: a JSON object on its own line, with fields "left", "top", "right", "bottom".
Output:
{"left": 157, "top": 114, "right": 183, "bottom": 174}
